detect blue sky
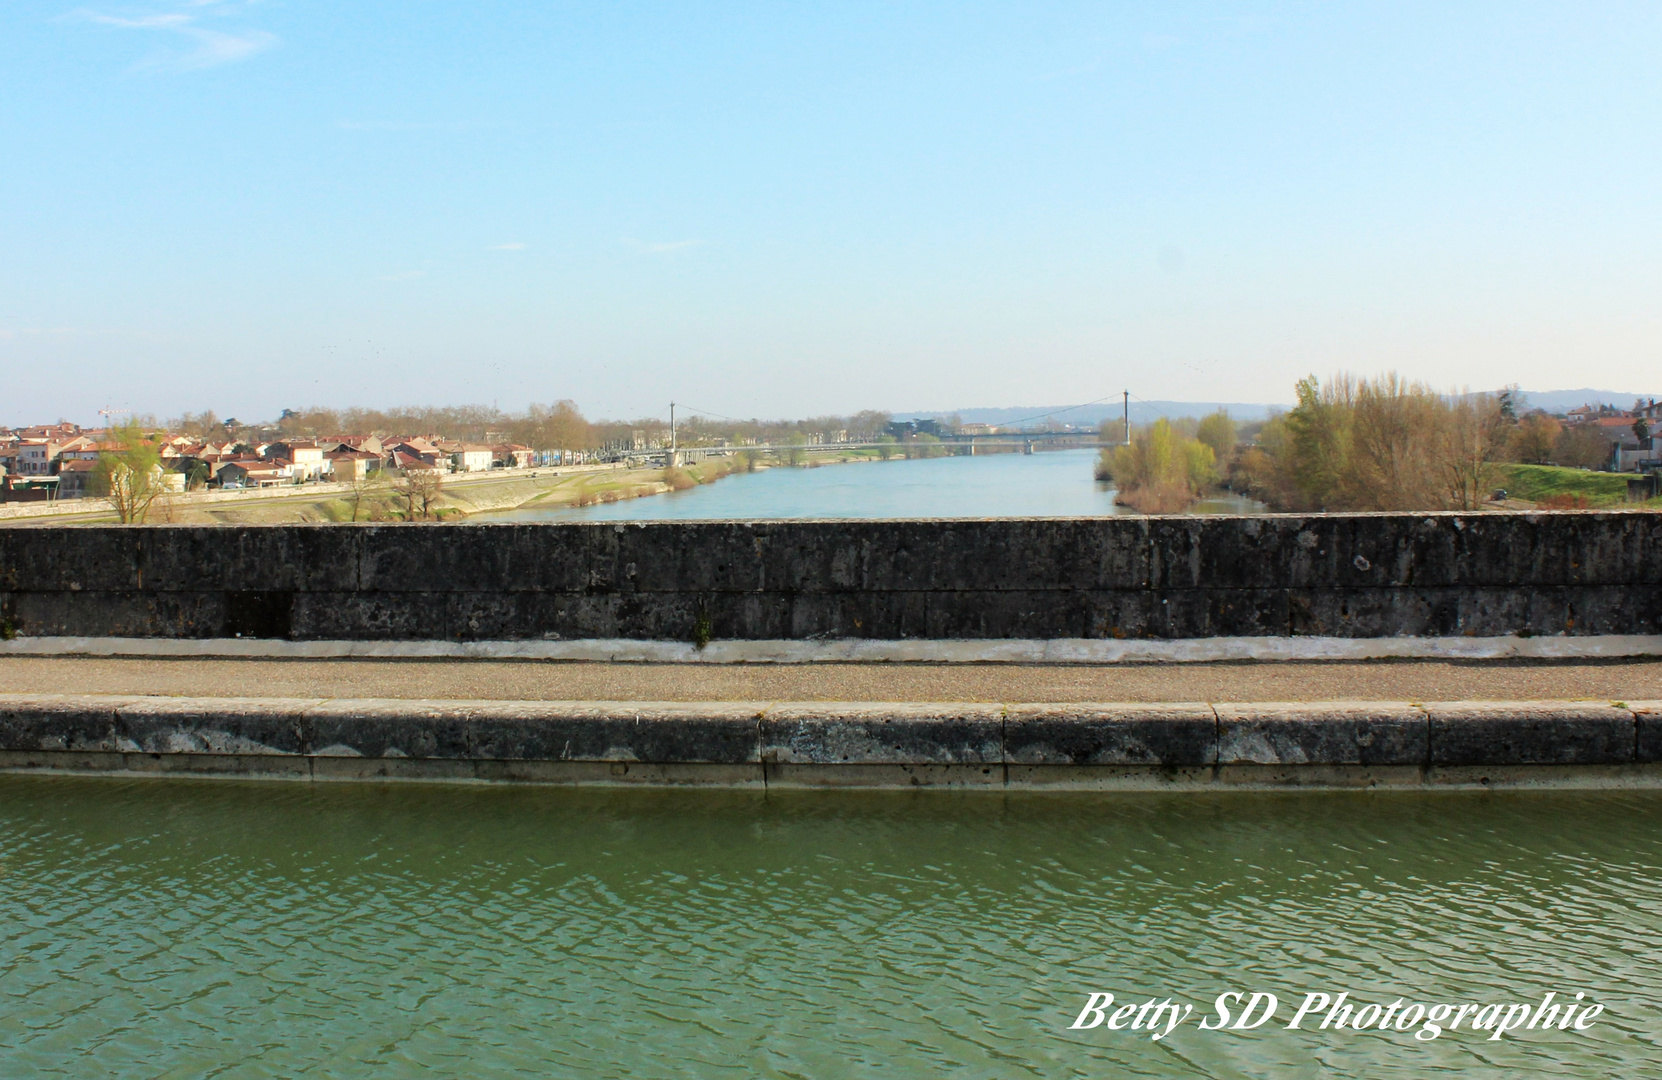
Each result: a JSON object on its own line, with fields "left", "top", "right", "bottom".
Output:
{"left": 4, "top": 2, "right": 1661, "bottom": 425}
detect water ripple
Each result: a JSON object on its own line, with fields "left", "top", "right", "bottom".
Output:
{"left": 1, "top": 782, "right": 1659, "bottom": 1077}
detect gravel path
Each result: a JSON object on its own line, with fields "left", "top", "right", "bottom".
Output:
{"left": 1, "top": 656, "right": 1657, "bottom": 703}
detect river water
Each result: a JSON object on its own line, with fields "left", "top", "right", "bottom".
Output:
{"left": 489, "top": 448, "right": 1265, "bottom": 521}
{"left": 4, "top": 776, "right": 1658, "bottom": 1078}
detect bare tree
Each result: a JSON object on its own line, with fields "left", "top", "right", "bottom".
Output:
{"left": 1436, "top": 395, "right": 1509, "bottom": 510}
{"left": 1509, "top": 413, "right": 1561, "bottom": 464}
{"left": 346, "top": 467, "right": 390, "bottom": 522}
{"left": 396, "top": 468, "right": 443, "bottom": 521}
{"left": 1554, "top": 424, "right": 1614, "bottom": 470}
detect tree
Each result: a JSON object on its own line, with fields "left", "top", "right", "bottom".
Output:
{"left": 1434, "top": 394, "right": 1508, "bottom": 510}
{"left": 1282, "top": 374, "right": 1356, "bottom": 510}
{"left": 1347, "top": 374, "right": 1444, "bottom": 510}
{"left": 1195, "top": 411, "right": 1237, "bottom": 463}
{"left": 396, "top": 468, "right": 443, "bottom": 520}
{"left": 1509, "top": 413, "right": 1560, "bottom": 464}
{"left": 906, "top": 433, "right": 945, "bottom": 459}
{"left": 169, "top": 410, "right": 221, "bottom": 438}
{"left": 1497, "top": 386, "right": 1523, "bottom": 422}
{"left": 91, "top": 422, "right": 168, "bottom": 524}
{"left": 346, "top": 466, "right": 390, "bottom": 522}
{"left": 1233, "top": 373, "right": 1515, "bottom": 511}
{"left": 1555, "top": 424, "right": 1614, "bottom": 470}
{"left": 848, "top": 410, "right": 892, "bottom": 441}
{"left": 1104, "top": 418, "right": 1216, "bottom": 513}
{"left": 544, "top": 399, "right": 591, "bottom": 459}
{"left": 1635, "top": 416, "right": 1652, "bottom": 444}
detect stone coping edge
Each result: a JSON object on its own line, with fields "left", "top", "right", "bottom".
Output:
{"left": 3, "top": 695, "right": 1662, "bottom": 789}
{"left": 3, "top": 634, "right": 1661, "bottom": 664}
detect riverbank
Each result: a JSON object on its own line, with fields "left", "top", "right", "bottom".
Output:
{"left": 0, "top": 447, "right": 902, "bottom": 525}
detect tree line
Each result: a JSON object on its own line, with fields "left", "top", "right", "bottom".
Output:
{"left": 162, "top": 403, "right": 899, "bottom": 452}
{"left": 1101, "top": 373, "right": 1638, "bottom": 513}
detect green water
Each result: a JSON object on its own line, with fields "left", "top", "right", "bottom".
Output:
{"left": 2, "top": 779, "right": 1659, "bottom": 1078}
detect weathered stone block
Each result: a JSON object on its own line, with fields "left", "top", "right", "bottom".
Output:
{"left": 1630, "top": 702, "right": 1662, "bottom": 764}
{"left": 0, "top": 694, "right": 128, "bottom": 751}
{"left": 139, "top": 527, "right": 362, "bottom": 593}
{"left": 1428, "top": 702, "right": 1635, "bottom": 765}
{"left": 1216, "top": 702, "right": 1427, "bottom": 766}
{"left": 114, "top": 697, "right": 315, "bottom": 755}
{"left": 467, "top": 701, "right": 762, "bottom": 763}
{"left": 472, "top": 759, "right": 765, "bottom": 786}
{"left": 305, "top": 699, "right": 472, "bottom": 758}
{"left": 762, "top": 761, "right": 1004, "bottom": 787}
{"left": 0, "top": 528, "right": 143, "bottom": 591}
{"left": 1004, "top": 704, "right": 1215, "bottom": 766}
{"left": 290, "top": 592, "right": 450, "bottom": 640}
{"left": 9, "top": 590, "right": 228, "bottom": 639}
{"left": 761, "top": 703, "right": 1003, "bottom": 765}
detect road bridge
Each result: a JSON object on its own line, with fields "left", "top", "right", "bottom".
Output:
{"left": 625, "top": 430, "right": 1104, "bottom": 465}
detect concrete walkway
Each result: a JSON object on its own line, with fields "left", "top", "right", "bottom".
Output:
{"left": 2, "top": 656, "right": 1659, "bottom": 703}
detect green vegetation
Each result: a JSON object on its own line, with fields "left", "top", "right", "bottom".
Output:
{"left": 1098, "top": 418, "right": 1217, "bottom": 513}
{"left": 904, "top": 433, "right": 946, "bottom": 459}
{"left": 91, "top": 421, "right": 170, "bottom": 524}
{"left": 1494, "top": 464, "right": 1629, "bottom": 507}
{"left": 1195, "top": 411, "right": 1237, "bottom": 462}
{"left": 1224, "top": 372, "right": 1646, "bottom": 511}
{"left": 1233, "top": 373, "right": 1510, "bottom": 511}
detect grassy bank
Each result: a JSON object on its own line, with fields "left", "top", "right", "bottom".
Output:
{"left": 1494, "top": 464, "right": 1632, "bottom": 508}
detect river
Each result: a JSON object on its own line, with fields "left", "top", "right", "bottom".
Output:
{"left": 3, "top": 777, "right": 1654, "bottom": 1078}
{"left": 488, "top": 448, "right": 1265, "bottom": 521}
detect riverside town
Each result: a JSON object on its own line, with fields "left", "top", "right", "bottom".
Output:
{"left": 3, "top": 385, "right": 1660, "bottom": 522}
{"left": 7, "top": 4, "right": 1662, "bottom": 1078}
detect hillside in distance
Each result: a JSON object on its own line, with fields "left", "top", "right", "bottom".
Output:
{"left": 901, "top": 388, "right": 1662, "bottom": 429}
{"left": 895, "top": 400, "right": 1286, "bottom": 427}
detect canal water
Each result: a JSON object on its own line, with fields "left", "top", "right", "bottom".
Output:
{"left": 3, "top": 776, "right": 1657, "bottom": 1078}
{"left": 490, "top": 448, "right": 1265, "bottom": 521}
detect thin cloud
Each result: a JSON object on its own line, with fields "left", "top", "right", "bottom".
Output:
{"left": 68, "top": 5, "right": 277, "bottom": 71}
{"left": 489, "top": 242, "right": 529, "bottom": 251}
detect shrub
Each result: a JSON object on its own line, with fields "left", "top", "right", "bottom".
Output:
{"left": 1104, "top": 419, "right": 1216, "bottom": 513}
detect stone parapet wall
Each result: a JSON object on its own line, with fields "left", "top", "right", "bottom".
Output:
{"left": 0, "top": 513, "right": 1658, "bottom": 641}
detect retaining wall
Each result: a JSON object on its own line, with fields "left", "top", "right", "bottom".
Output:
{"left": 2, "top": 695, "right": 1659, "bottom": 788}
{"left": 0, "top": 514, "right": 1659, "bottom": 642}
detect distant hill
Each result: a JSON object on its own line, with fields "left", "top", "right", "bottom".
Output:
{"left": 1515, "top": 388, "right": 1659, "bottom": 413}
{"left": 895, "top": 400, "right": 1286, "bottom": 428}
{"left": 899, "top": 388, "right": 1662, "bottom": 428}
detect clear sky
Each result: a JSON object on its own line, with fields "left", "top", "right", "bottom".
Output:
{"left": 4, "top": 2, "right": 1661, "bottom": 426}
